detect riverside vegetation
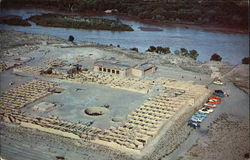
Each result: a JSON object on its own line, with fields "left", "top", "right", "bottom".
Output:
{"left": 0, "top": 15, "right": 31, "bottom": 26}
{"left": 28, "top": 13, "right": 133, "bottom": 31}
{"left": 2, "top": 0, "right": 248, "bottom": 30}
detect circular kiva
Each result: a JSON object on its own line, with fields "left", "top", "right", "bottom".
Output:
{"left": 84, "top": 107, "right": 109, "bottom": 116}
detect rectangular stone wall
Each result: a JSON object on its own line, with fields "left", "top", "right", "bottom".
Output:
{"left": 130, "top": 68, "right": 144, "bottom": 77}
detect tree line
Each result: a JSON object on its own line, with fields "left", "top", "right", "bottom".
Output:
{"left": 2, "top": 0, "right": 248, "bottom": 29}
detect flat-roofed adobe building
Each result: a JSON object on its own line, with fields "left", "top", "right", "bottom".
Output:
{"left": 93, "top": 60, "right": 131, "bottom": 77}
{"left": 93, "top": 60, "right": 157, "bottom": 77}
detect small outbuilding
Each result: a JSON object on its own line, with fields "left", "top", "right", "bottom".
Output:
{"left": 130, "top": 63, "right": 157, "bottom": 77}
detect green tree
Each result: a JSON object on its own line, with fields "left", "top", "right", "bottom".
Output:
{"left": 152, "top": 7, "right": 167, "bottom": 16}
{"left": 162, "top": 47, "right": 171, "bottom": 54}
{"left": 147, "top": 46, "right": 156, "bottom": 52}
{"left": 242, "top": 57, "right": 249, "bottom": 64}
{"left": 180, "top": 48, "right": 188, "bottom": 56}
{"left": 189, "top": 49, "right": 199, "bottom": 60}
{"left": 210, "top": 53, "right": 222, "bottom": 61}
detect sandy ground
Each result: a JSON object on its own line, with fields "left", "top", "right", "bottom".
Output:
{"left": 223, "top": 64, "right": 249, "bottom": 94}
{"left": 165, "top": 82, "right": 249, "bottom": 160}
{"left": 0, "top": 122, "right": 133, "bottom": 160}
{"left": 181, "top": 114, "right": 249, "bottom": 160}
{"left": 0, "top": 30, "right": 249, "bottom": 160}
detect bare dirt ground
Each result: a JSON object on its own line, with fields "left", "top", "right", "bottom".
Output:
{"left": 22, "top": 82, "right": 148, "bottom": 129}
{"left": 0, "top": 30, "right": 66, "bottom": 50}
{"left": 0, "top": 122, "right": 133, "bottom": 160}
{"left": 223, "top": 64, "right": 249, "bottom": 94}
{"left": 166, "top": 82, "right": 249, "bottom": 160}
{"left": 181, "top": 114, "right": 249, "bottom": 160}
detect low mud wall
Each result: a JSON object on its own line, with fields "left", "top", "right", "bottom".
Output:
{"left": 142, "top": 89, "right": 211, "bottom": 160}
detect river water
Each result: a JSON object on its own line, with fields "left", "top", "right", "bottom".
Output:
{"left": 0, "top": 9, "right": 249, "bottom": 65}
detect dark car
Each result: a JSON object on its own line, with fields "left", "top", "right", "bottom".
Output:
{"left": 214, "top": 90, "right": 225, "bottom": 97}
{"left": 188, "top": 120, "right": 200, "bottom": 128}
{"left": 213, "top": 92, "right": 225, "bottom": 97}
{"left": 214, "top": 90, "right": 224, "bottom": 94}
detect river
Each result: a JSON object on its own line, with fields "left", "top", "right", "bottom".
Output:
{"left": 0, "top": 9, "right": 249, "bottom": 65}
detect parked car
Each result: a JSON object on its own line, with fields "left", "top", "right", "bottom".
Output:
{"left": 213, "top": 80, "right": 223, "bottom": 85}
{"left": 191, "top": 116, "right": 205, "bottom": 123}
{"left": 213, "top": 92, "right": 225, "bottom": 97}
{"left": 199, "top": 107, "right": 214, "bottom": 114}
{"left": 192, "top": 112, "right": 207, "bottom": 118}
{"left": 208, "top": 96, "right": 221, "bottom": 104}
{"left": 209, "top": 99, "right": 221, "bottom": 104}
{"left": 188, "top": 120, "right": 200, "bottom": 128}
{"left": 204, "top": 103, "right": 217, "bottom": 108}
{"left": 209, "top": 96, "right": 221, "bottom": 100}
{"left": 214, "top": 90, "right": 224, "bottom": 94}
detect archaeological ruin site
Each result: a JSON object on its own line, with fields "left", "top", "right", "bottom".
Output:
{"left": 0, "top": 40, "right": 212, "bottom": 159}
{"left": 1, "top": 1, "right": 249, "bottom": 157}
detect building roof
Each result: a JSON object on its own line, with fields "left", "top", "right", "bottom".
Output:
{"left": 60, "top": 65, "right": 77, "bottom": 71}
{"left": 94, "top": 61, "right": 132, "bottom": 70}
{"left": 135, "top": 63, "right": 155, "bottom": 71}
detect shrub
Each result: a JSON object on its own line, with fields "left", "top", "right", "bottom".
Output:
{"left": 180, "top": 48, "right": 188, "bottom": 55}
{"left": 130, "top": 47, "right": 139, "bottom": 52}
{"left": 189, "top": 49, "right": 199, "bottom": 60}
{"left": 68, "top": 35, "right": 74, "bottom": 42}
{"left": 174, "top": 50, "right": 180, "bottom": 55}
{"left": 242, "top": 57, "right": 249, "bottom": 64}
{"left": 210, "top": 53, "right": 222, "bottom": 61}
{"left": 156, "top": 46, "right": 163, "bottom": 53}
{"left": 147, "top": 46, "right": 157, "bottom": 52}
{"left": 162, "top": 47, "right": 171, "bottom": 54}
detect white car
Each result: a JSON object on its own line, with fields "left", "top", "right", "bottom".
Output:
{"left": 213, "top": 80, "right": 223, "bottom": 85}
{"left": 204, "top": 103, "right": 217, "bottom": 108}
{"left": 199, "top": 108, "right": 214, "bottom": 114}
{"left": 191, "top": 117, "right": 203, "bottom": 123}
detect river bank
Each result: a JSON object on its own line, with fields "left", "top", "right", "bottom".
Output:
{"left": 2, "top": 0, "right": 248, "bottom": 34}
{"left": 1, "top": 9, "right": 249, "bottom": 65}
{"left": 1, "top": 6, "right": 248, "bottom": 34}
{"left": 0, "top": 15, "right": 31, "bottom": 26}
